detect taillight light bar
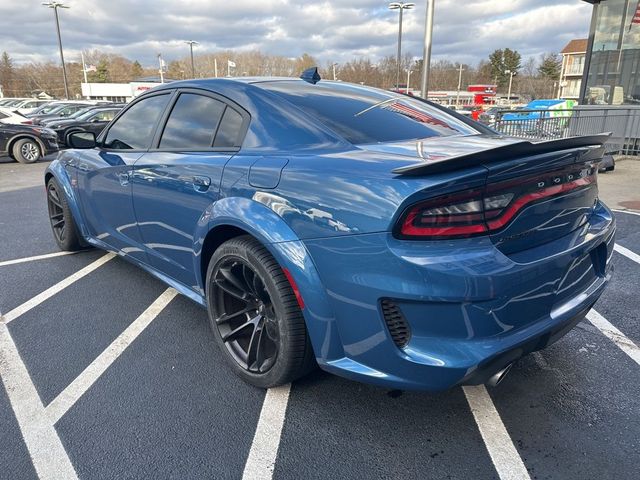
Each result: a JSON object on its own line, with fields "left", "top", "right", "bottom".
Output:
{"left": 397, "top": 166, "right": 597, "bottom": 240}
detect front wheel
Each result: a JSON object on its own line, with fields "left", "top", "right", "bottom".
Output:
{"left": 46, "top": 177, "right": 84, "bottom": 251}
{"left": 13, "top": 138, "right": 41, "bottom": 164}
{"left": 206, "top": 236, "right": 315, "bottom": 388}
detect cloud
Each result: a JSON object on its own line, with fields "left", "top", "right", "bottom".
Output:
{"left": 0, "top": 0, "right": 593, "bottom": 67}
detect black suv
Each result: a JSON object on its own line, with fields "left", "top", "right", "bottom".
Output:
{"left": 46, "top": 106, "right": 123, "bottom": 146}
{"left": 0, "top": 124, "right": 59, "bottom": 163}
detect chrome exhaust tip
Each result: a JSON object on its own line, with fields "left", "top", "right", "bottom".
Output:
{"left": 486, "top": 363, "right": 513, "bottom": 387}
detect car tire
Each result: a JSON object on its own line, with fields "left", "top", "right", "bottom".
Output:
{"left": 46, "top": 177, "right": 84, "bottom": 251}
{"left": 12, "top": 138, "right": 41, "bottom": 164}
{"left": 206, "top": 235, "right": 315, "bottom": 388}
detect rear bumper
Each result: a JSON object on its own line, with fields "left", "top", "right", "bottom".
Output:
{"left": 302, "top": 201, "right": 615, "bottom": 390}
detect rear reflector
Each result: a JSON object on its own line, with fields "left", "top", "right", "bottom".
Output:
{"left": 397, "top": 165, "right": 597, "bottom": 239}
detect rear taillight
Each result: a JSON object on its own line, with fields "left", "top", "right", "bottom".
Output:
{"left": 397, "top": 165, "right": 597, "bottom": 239}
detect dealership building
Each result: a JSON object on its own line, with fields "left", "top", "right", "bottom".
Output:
{"left": 80, "top": 76, "right": 173, "bottom": 103}
{"left": 581, "top": 0, "right": 640, "bottom": 104}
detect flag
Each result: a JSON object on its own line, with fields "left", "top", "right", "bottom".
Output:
{"left": 631, "top": 0, "right": 640, "bottom": 31}
{"left": 228, "top": 60, "right": 236, "bottom": 68}
{"left": 85, "top": 64, "right": 97, "bottom": 73}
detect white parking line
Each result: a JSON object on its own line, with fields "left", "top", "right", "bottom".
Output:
{"left": 587, "top": 309, "right": 640, "bottom": 367}
{"left": 612, "top": 209, "right": 640, "bottom": 217}
{"left": 614, "top": 244, "right": 640, "bottom": 266}
{"left": 0, "top": 323, "right": 78, "bottom": 480}
{"left": 0, "top": 251, "right": 75, "bottom": 267}
{"left": 46, "top": 288, "right": 177, "bottom": 424}
{"left": 242, "top": 384, "right": 291, "bottom": 480}
{"left": 1, "top": 252, "right": 115, "bottom": 325}
{"left": 463, "top": 385, "right": 531, "bottom": 480}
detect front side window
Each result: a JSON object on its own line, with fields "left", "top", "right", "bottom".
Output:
{"left": 160, "top": 93, "right": 225, "bottom": 149}
{"left": 103, "top": 94, "right": 170, "bottom": 150}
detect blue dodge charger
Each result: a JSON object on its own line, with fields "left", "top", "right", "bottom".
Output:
{"left": 45, "top": 70, "right": 615, "bottom": 390}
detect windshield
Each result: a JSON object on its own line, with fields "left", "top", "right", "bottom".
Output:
{"left": 258, "top": 81, "right": 478, "bottom": 144}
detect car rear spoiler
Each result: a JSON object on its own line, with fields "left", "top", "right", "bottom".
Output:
{"left": 392, "top": 133, "right": 611, "bottom": 176}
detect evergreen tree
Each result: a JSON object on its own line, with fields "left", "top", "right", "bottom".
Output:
{"left": 489, "top": 48, "right": 521, "bottom": 88}
{"left": 538, "top": 53, "right": 561, "bottom": 80}
{"left": 131, "top": 60, "right": 143, "bottom": 79}
{"left": 0, "top": 51, "right": 14, "bottom": 95}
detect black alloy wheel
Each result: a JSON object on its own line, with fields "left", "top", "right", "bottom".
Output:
{"left": 206, "top": 236, "right": 315, "bottom": 388}
{"left": 46, "top": 177, "right": 84, "bottom": 251}
{"left": 47, "top": 181, "right": 66, "bottom": 244}
{"left": 212, "top": 258, "right": 280, "bottom": 374}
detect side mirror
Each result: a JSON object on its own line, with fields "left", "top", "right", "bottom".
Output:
{"left": 67, "top": 131, "right": 96, "bottom": 149}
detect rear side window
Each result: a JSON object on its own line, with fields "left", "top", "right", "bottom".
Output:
{"left": 103, "top": 94, "right": 170, "bottom": 150}
{"left": 259, "top": 82, "right": 477, "bottom": 144}
{"left": 160, "top": 93, "right": 225, "bottom": 149}
{"left": 213, "top": 107, "right": 244, "bottom": 148}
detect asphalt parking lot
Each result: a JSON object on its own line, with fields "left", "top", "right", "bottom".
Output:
{"left": 1, "top": 157, "right": 639, "bottom": 480}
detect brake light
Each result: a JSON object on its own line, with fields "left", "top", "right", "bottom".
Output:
{"left": 397, "top": 165, "right": 597, "bottom": 239}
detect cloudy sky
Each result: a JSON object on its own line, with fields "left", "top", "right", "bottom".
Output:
{"left": 0, "top": 0, "right": 594, "bottom": 67}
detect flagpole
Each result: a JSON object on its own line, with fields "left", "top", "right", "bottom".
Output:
{"left": 81, "top": 51, "right": 88, "bottom": 83}
{"left": 214, "top": 58, "right": 218, "bottom": 78}
{"left": 158, "top": 53, "right": 164, "bottom": 83}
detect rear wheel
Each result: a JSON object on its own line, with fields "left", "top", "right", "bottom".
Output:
{"left": 13, "top": 138, "right": 41, "bottom": 164}
{"left": 46, "top": 177, "right": 84, "bottom": 251}
{"left": 206, "top": 236, "right": 315, "bottom": 388}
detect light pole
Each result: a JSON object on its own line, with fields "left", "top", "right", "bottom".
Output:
{"left": 331, "top": 62, "right": 338, "bottom": 81}
{"left": 389, "top": 2, "right": 415, "bottom": 90}
{"left": 505, "top": 69, "right": 516, "bottom": 105}
{"left": 185, "top": 40, "right": 199, "bottom": 78}
{"left": 420, "top": 0, "right": 435, "bottom": 98}
{"left": 42, "top": 2, "right": 69, "bottom": 99}
{"left": 406, "top": 69, "right": 412, "bottom": 94}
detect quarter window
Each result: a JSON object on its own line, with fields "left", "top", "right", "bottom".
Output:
{"left": 160, "top": 93, "right": 226, "bottom": 149}
{"left": 214, "top": 107, "right": 244, "bottom": 148}
{"left": 103, "top": 94, "right": 170, "bottom": 150}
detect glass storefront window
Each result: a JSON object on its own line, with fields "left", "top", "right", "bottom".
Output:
{"left": 583, "top": 0, "right": 640, "bottom": 105}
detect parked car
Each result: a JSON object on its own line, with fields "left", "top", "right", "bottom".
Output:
{"left": 0, "top": 123, "right": 58, "bottom": 163}
{"left": 46, "top": 73, "right": 614, "bottom": 391}
{"left": 47, "top": 106, "right": 122, "bottom": 146}
{"left": 15, "top": 99, "right": 52, "bottom": 115}
{"left": 28, "top": 102, "right": 96, "bottom": 125}
{"left": 478, "top": 106, "right": 500, "bottom": 124}
{"left": 0, "top": 107, "right": 30, "bottom": 125}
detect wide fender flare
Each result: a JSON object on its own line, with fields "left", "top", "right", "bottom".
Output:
{"left": 200, "top": 196, "right": 345, "bottom": 362}
{"left": 45, "top": 159, "right": 90, "bottom": 240}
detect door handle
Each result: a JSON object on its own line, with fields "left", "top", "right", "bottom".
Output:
{"left": 78, "top": 162, "right": 89, "bottom": 172}
{"left": 118, "top": 172, "right": 130, "bottom": 186}
{"left": 192, "top": 175, "right": 211, "bottom": 192}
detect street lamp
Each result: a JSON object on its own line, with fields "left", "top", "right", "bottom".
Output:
{"left": 389, "top": 2, "right": 415, "bottom": 91}
{"left": 505, "top": 69, "right": 516, "bottom": 105}
{"left": 406, "top": 69, "right": 412, "bottom": 94}
{"left": 185, "top": 40, "right": 199, "bottom": 78}
{"left": 331, "top": 62, "right": 338, "bottom": 81}
{"left": 42, "top": 1, "right": 70, "bottom": 99}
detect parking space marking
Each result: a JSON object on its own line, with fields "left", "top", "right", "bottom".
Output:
{"left": 587, "top": 309, "right": 640, "bottom": 367}
{"left": 614, "top": 244, "right": 640, "bottom": 266}
{"left": 1, "top": 252, "right": 115, "bottom": 324}
{"left": 612, "top": 209, "right": 640, "bottom": 217}
{"left": 0, "top": 323, "right": 78, "bottom": 480}
{"left": 242, "top": 384, "right": 291, "bottom": 480}
{"left": 45, "top": 288, "right": 178, "bottom": 424}
{"left": 462, "top": 385, "right": 531, "bottom": 480}
{"left": 0, "top": 251, "right": 75, "bottom": 268}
